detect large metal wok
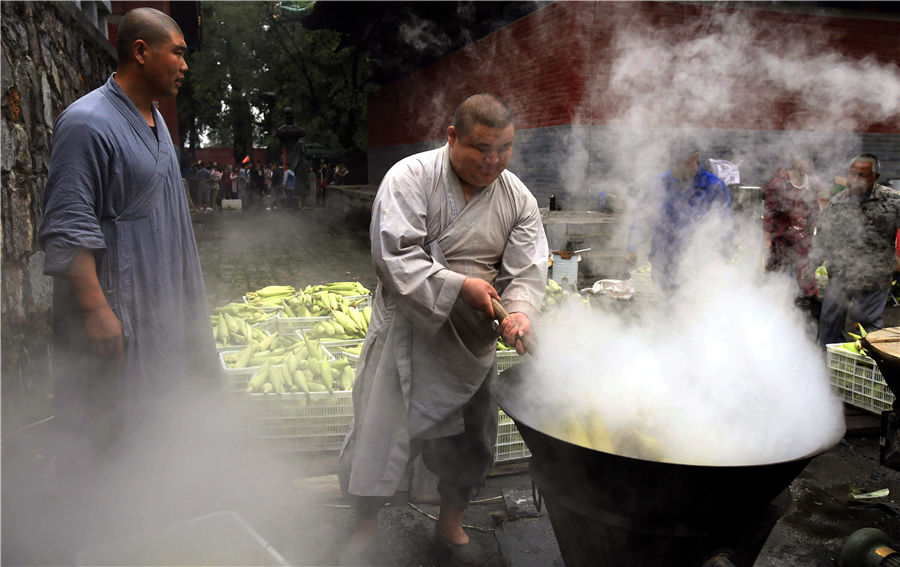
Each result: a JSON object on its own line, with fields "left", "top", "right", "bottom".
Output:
{"left": 491, "top": 362, "right": 836, "bottom": 567}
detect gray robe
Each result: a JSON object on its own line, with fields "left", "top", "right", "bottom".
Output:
{"left": 340, "top": 144, "right": 548, "bottom": 498}
{"left": 39, "top": 75, "right": 217, "bottom": 442}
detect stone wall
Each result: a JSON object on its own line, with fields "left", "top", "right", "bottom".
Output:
{"left": 1, "top": 1, "right": 115, "bottom": 427}
{"left": 322, "top": 185, "right": 378, "bottom": 236}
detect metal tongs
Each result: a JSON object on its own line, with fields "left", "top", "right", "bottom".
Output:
{"left": 491, "top": 298, "right": 535, "bottom": 354}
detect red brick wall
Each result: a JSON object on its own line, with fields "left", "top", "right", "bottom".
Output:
{"left": 587, "top": 2, "right": 900, "bottom": 133}
{"left": 192, "top": 148, "right": 268, "bottom": 168}
{"left": 368, "top": 2, "right": 591, "bottom": 148}
{"left": 368, "top": 2, "right": 899, "bottom": 149}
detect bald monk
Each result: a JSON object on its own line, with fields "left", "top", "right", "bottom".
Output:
{"left": 38, "top": 7, "right": 217, "bottom": 553}
{"left": 338, "top": 93, "right": 548, "bottom": 566}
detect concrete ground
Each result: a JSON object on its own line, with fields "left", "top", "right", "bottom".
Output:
{"left": 3, "top": 207, "right": 900, "bottom": 567}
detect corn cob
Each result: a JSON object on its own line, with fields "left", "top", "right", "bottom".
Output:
{"left": 294, "top": 369, "right": 310, "bottom": 401}
{"left": 333, "top": 311, "right": 361, "bottom": 335}
{"left": 340, "top": 365, "right": 354, "bottom": 391}
{"left": 256, "top": 332, "right": 278, "bottom": 351}
{"left": 320, "top": 359, "right": 334, "bottom": 391}
{"left": 216, "top": 317, "right": 228, "bottom": 344}
{"left": 248, "top": 285, "right": 295, "bottom": 298}
{"left": 285, "top": 352, "right": 299, "bottom": 373}
{"left": 270, "top": 366, "right": 285, "bottom": 394}
{"left": 247, "top": 361, "right": 270, "bottom": 392}
{"left": 235, "top": 344, "right": 255, "bottom": 368}
{"left": 308, "top": 357, "right": 321, "bottom": 378}
{"left": 280, "top": 365, "right": 294, "bottom": 390}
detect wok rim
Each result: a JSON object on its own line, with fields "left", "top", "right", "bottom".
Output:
{"left": 492, "top": 364, "right": 841, "bottom": 471}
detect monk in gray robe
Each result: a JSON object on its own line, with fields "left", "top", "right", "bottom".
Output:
{"left": 38, "top": 8, "right": 217, "bottom": 553}
{"left": 339, "top": 94, "right": 548, "bottom": 566}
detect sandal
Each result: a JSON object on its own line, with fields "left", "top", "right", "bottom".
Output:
{"left": 434, "top": 531, "right": 483, "bottom": 567}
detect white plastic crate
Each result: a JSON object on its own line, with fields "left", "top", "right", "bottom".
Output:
{"left": 241, "top": 295, "right": 284, "bottom": 313}
{"left": 275, "top": 294, "right": 370, "bottom": 335}
{"left": 497, "top": 349, "right": 525, "bottom": 373}
{"left": 320, "top": 338, "right": 364, "bottom": 369}
{"left": 826, "top": 344, "right": 895, "bottom": 414}
{"left": 296, "top": 327, "right": 367, "bottom": 345}
{"left": 245, "top": 390, "right": 354, "bottom": 452}
{"left": 218, "top": 343, "right": 332, "bottom": 394}
{"left": 217, "top": 342, "right": 248, "bottom": 353}
{"left": 219, "top": 349, "right": 265, "bottom": 393}
{"left": 257, "top": 316, "right": 278, "bottom": 334}
{"left": 214, "top": 318, "right": 277, "bottom": 352}
{"left": 495, "top": 410, "right": 531, "bottom": 463}
{"left": 344, "top": 294, "right": 372, "bottom": 309}
{"left": 275, "top": 314, "right": 331, "bottom": 335}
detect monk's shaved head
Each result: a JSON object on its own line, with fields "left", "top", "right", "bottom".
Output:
{"left": 452, "top": 93, "right": 514, "bottom": 138}
{"left": 116, "top": 7, "right": 183, "bottom": 63}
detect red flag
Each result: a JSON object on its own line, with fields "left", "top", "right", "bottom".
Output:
{"left": 241, "top": 155, "right": 250, "bottom": 165}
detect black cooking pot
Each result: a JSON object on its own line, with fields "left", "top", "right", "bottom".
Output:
{"left": 491, "top": 362, "right": 835, "bottom": 567}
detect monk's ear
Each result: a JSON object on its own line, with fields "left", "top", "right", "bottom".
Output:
{"left": 447, "top": 125, "right": 457, "bottom": 147}
{"left": 131, "top": 39, "right": 149, "bottom": 65}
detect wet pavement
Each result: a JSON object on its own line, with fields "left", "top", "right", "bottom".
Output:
{"left": 192, "top": 207, "right": 377, "bottom": 311}
{"left": 3, "top": 206, "right": 900, "bottom": 566}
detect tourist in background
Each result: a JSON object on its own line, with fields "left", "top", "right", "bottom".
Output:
{"left": 763, "top": 151, "right": 822, "bottom": 307}
{"left": 209, "top": 163, "right": 221, "bottom": 210}
{"left": 811, "top": 153, "right": 900, "bottom": 347}
{"left": 196, "top": 161, "right": 211, "bottom": 211}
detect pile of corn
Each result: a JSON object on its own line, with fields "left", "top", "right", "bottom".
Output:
{"left": 215, "top": 282, "right": 376, "bottom": 395}
{"left": 223, "top": 332, "right": 355, "bottom": 395}
{"left": 244, "top": 283, "right": 371, "bottom": 317}
{"left": 542, "top": 278, "right": 590, "bottom": 311}
{"left": 307, "top": 305, "right": 371, "bottom": 340}
{"left": 211, "top": 303, "right": 278, "bottom": 348}
{"left": 838, "top": 323, "right": 870, "bottom": 356}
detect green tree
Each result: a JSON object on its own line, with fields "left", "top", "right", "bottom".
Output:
{"left": 177, "top": 1, "right": 375, "bottom": 164}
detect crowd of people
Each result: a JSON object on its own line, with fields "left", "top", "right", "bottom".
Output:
{"left": 180, "top": 158, "right": 351, "bottom": 211}
{"left": 625, "top": 145, "right": 899, "bottom": 350}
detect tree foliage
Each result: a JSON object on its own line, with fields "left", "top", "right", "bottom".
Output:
{"left": 177, "top": 1, "right": 375, "bottom": 163}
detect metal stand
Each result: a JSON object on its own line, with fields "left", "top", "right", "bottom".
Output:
{"left": 881, "top": 410, "right": 900, "bottom": 471}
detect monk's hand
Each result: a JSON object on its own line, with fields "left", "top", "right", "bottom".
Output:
{"left": 499, "top": 312, "right": 531, "bottom": 355}
{"left": 84, "top": 305, "right": 124, "bottom": 362}
{"left": 459, "top": 277, "right": 500, "bottom": 318}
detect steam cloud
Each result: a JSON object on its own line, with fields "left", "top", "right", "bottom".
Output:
{"left": 511, "top": 5, "right": 900, "bottom": 465}
{"left": 528, "top": 213, "right": 846, "bottom": 466}
{"left": 562, "top": 5, "right": 900, "bottom": 203}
